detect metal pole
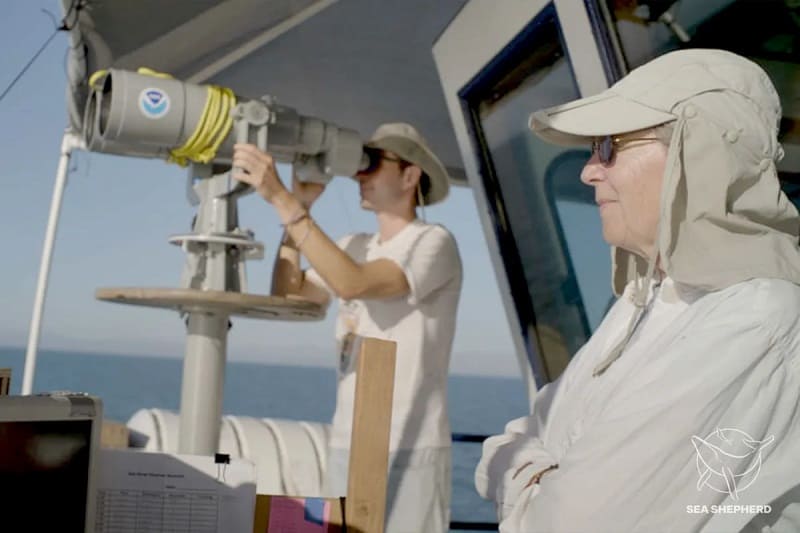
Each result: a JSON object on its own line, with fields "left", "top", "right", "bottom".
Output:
{"left": 177, "top": 114, "right": 266, "bottom": 454}
{"left": 177, "top": 170, "right": 235, "bottom": 454}
{"left": 179, "top": 313, "right": 229, "bottom": 454}
{"left": 22, "top": 130, "right": 84, "bottom": 395}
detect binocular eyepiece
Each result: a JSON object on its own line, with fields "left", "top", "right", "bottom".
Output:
{"left": 358, "top": 146, "right": 391, "bottom": 175}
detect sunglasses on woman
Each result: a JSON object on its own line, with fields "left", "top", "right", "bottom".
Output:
{"left": 591, "top": 135, "right": 660, "bottom": 166}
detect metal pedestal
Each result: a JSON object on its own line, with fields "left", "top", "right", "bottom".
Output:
{"left": 97, "top": 163, "right": 322, "bottom": 455}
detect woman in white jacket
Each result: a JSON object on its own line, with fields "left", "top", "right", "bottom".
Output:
{"left": 476, "top": 49, "right": 800, "bottom": 533}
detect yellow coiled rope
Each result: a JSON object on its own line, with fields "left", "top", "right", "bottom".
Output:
{"left": 168, "top": 84, "right": 236, "bottom": 166}
{"left": 88, "top": 68, "right": 237, "bottom": 167}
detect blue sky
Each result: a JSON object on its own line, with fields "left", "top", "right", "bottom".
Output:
{"left": 0, "top": 1, "right": 523, "bottom": 377}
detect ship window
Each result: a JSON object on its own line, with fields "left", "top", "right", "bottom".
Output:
{"left": 459, "top": 4, "right": 613, "bottom": 385}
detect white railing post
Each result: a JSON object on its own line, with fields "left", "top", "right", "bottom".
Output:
{"left": 22, "top": 129, "right": 84, "bottom": 395}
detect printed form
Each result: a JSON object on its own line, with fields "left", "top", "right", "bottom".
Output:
{"left": 95, "top": 449, "right": 256, "bottom": 533}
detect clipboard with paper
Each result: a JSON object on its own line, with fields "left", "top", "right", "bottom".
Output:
{"left": 95, "top": 449, "right": 257, "bottom": 533}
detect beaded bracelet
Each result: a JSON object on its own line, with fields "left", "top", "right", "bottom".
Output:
{"left": 281, "top": 207, "right": 309, "bottom": 228}
{"left": 294, "top": 218, "right": 314, "bottom": 248}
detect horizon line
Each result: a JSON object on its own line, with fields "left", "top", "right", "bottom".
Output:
{"left": 0, "top": 344, "right": 521, "bottom": 379}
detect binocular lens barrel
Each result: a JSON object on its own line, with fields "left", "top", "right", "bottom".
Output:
{"left": 83, "top": 69, "right": 367, "bottom": 182}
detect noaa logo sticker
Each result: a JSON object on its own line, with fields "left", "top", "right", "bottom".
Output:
{"left": 139, "top": 88, "right": 170, "bottom": 119}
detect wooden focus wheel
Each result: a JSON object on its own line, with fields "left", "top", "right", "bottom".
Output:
{"left": 95, "top": 287, "right": 323, "bottom": 321}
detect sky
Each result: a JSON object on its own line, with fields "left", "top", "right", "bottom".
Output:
{"left": 0, "top": 1, "right": 522, "bottom": 377}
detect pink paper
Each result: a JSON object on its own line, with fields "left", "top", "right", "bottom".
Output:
{"left": 267, "top": 497, "right": 331, "bottom": 533}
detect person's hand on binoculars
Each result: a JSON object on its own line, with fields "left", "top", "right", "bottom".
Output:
{"left": 232, "top": 143, "right": 286, "bottom": 203}
{"left": 291, "top": 173, "right": 325, "bottom": 209}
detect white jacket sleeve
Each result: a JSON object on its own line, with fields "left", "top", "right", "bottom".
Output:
{"left": 474, "top": 290, "right": 627, "bottom": 522}
{"left": 502, "top": 315, "right": 795, "bottom": 533}
{"left": 475, "top": 378, "right": 562, "bottom": 520}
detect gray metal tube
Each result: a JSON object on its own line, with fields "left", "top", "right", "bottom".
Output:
{"left": 176, "top": 169, "right": 236, "bottom": 454}
{"left": 178, "top": 313, "right": 228, "bottom": 454}
{"left": 82, "top": 69, "right": 365, "bottom": 177}
{"left": 83, "top": 87, "right": 168, "bottom": 158}
{"left": 98, "top": 69, "right": 208, "bottom": 147}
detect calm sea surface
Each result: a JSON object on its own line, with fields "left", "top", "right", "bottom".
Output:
{"left": 1, "top": 347, "right": 529, "bottom": 530}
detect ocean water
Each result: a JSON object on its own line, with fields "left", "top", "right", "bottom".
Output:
{"left": 1, "top": 347, "right": 529, "bottom": 530}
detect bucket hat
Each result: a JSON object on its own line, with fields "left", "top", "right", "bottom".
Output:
{"left": 363, "top": 122, "right": 449, "bottom": 205}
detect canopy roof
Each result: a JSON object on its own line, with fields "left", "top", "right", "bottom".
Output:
{"left": 62, "top": 0, "right": 469, "bottom": 182}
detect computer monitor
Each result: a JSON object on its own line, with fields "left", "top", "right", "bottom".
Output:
{"left": 0, "top": 393, "right": 103, "bottom": 533}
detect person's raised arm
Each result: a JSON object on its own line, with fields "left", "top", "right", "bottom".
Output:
{"left": 233, "top": 143, "right": 409, "bottom": 301}
{"left": 269, "top": 172, "right": 329, "bottom": 305}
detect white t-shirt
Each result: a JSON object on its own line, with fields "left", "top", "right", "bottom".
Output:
{"left": 306, "top": 219, "right": 462, "bottom": 451}
{"left": 476, "top": 277, "right": 800, "bottom": 533}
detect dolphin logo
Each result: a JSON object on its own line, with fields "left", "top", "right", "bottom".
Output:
{"left": 139, "top": 88, "right": 170, "bottom": 118}
{"left": 691, "top": 428, "right": 774, "bottom": 500}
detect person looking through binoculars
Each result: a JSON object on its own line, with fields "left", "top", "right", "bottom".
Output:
{"left": 232, "top": 122, "right": 462, "bottom": 533}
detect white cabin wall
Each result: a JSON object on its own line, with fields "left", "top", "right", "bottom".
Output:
{"left": 434, "top": 0, "right": 550, "bottom": 407}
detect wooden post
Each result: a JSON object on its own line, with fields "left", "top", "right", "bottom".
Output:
{"left": 345, "top": 338, "right": 396, "bottom": 533}
{"left": 0, "top": 368, "right": 10, "bottom": 396}
{"left": 101, "top": 419, "right": 130, "bottom": 449}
